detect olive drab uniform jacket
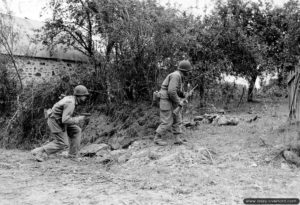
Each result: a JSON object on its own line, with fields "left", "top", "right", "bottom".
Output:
{"left": 155, "top": 70, "right": 185, "bottom": 136}
{"left": 48, "top": 96, "right": 79, "bottom": 133}
{"left": 159, "top": 70, "right": 185, "bottom": 110}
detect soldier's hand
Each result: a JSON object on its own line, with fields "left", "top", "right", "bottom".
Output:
{"left": 76, "top": 116, "right": 86, "bottom": 123}
{"left": 184, "top": 92, "right": 188, "bottom": 98}
{"left": 179, "top": 101, "right": 184, "bottom": 107}
{"left": 179, "top": 99, "right": 187, "bottom": 107}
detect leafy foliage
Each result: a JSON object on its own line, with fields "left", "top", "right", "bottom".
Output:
{"left": 36, "top": 0, "right": 300, "bottom": 103}
{"left": 40, "top": 0, "right": 196, "bottom": 101}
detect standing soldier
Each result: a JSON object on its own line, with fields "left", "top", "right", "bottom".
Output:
{"left": 31, "top": 85, "right": 90, "bottom": 162}
{"left": 154, "top": 60, "right": 192, "bottom": 146}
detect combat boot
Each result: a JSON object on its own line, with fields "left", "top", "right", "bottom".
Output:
{"left": 154, "top": 133, "right": 167, "bottom": 146}
{"left": 31, "top": 147, "right": 48, "bottom": 162}
{"left": 174, "top": 135, "right": 187, "bottom": 145}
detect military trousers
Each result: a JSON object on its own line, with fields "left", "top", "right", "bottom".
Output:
{"left": 156, "top": 98, "right": 182, "bottom": 136}
{"left": 42, "top": 118, "right": 81, "bottom": 157}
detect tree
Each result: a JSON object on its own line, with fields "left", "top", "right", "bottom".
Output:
{"left": 186, "top": 12, "right": 230, "bottom": 106}
{"left": 0, "top": 2, "right": 23, "bottom": 91}
{"left": 42, "top": 0, "right": 96, "bottom": 57}
{"left": 41, "top": 0, "right": 128, "bottom": 102}
{"left": 213, "top": 0, "right": 271, "bottom": 101}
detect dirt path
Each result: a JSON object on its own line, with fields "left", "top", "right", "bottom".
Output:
{"left": 0, "top": 99, "right": 299, "bottom": 205}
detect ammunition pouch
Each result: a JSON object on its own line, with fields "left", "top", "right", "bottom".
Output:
{"left": 153, "top": 91, "right": 161, "bottom": 102}
{"left": 44, "top": 108, "right": 52, "bottom": 119}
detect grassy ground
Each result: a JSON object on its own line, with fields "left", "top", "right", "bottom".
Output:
{"left": 0, "top": 97, "right": 299, "bottom": 205}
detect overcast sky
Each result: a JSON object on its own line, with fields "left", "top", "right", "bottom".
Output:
{"left": 1, "top": 0, "right": 292, "bottom": 21}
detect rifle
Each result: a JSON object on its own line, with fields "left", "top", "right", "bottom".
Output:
{"left": 80, "top": 113, "right": 92, "bottom": 117}
{"left": 79, "top": 113, "right": 92, "bottom": 132}
{"left": 173, "top": 84, "right": 198, "bottom": 115}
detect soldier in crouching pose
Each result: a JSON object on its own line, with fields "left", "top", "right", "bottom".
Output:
{"left": 31, "top": 85, "right": 90, "bottom": 162}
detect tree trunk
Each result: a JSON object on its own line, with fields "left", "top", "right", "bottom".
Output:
{"left": 198, "top": 77, "right": 205, "bottom": 107}
{"left": 247, "top": 73, "right": 257, "bottom": 102}
{"left": 104, "top": 39, "right": 115, "bottom": 104}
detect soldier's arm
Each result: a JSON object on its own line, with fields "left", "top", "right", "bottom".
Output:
{"left": 168, "top": 75, "right": 181, "bottom": 105}
{"left": 62, "top": 102, "right": 78, "bottom": 124}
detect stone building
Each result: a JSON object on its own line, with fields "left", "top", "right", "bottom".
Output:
{"left": 0, "top": 14, "right": 88, "bottom": 86}
{"left": 13, "top": 55, "right": 82, "bottom": 85}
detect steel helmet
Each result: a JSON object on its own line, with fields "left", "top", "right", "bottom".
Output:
{"left": 178, "top": 60, "right": 192, "bottom": 72}
{"left": 73, "top": 85, "right": 89, "bottom": 96}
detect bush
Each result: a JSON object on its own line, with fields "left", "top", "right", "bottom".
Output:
{"left": 258, "top": 78, "right": 286, "bottom": 98}
{"left": 0, "top": 74, "right": 82, "bottom": 149}
{"left": 0, "top": 59, "right": 110, "bottom": 149}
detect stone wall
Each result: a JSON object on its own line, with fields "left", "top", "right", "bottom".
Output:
{"left": 10, "top": 56, "right": 81, "bottom": 86}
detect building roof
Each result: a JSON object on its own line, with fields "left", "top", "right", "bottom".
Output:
{"left": 0, "top": 14, "right": 88, "bottom": 61}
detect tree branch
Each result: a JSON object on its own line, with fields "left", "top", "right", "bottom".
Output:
{"left": 0, "top": 32, "right": 23, "bottom": 91}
